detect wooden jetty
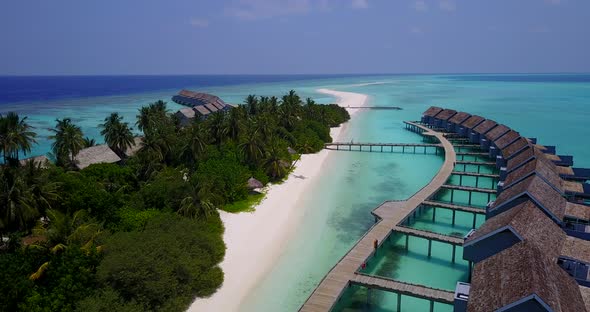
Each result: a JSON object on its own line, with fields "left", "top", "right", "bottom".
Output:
{"left": 393, "top": 226, "right": 464, "bottom": 245}
{"left": 421, "top": 200, "right": 485, "bottom": 214}
{"left": 351, "top": 273, "right": 455, "bottom": 306}
{"left": 299, "top": 121, "right": 458, "bottom": 312}
{"left": 324, "top": 142, "right": 442, "bottom": 154}
{"left": 440, "top": 184, "right": 497, "bottom": 194}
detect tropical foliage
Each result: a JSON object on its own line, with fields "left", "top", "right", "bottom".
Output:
{"left": 0, "top": 90, "right": 349, "bottom": 311}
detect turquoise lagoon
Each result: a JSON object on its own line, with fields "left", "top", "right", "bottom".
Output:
{"left": 2, "top": 74, "right": 590, "bottom": 311}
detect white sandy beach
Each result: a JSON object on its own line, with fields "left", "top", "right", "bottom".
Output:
{"left": 187, "top": 89, "right": 369, "bottom": 312}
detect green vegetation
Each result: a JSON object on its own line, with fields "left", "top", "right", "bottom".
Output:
{"left": 223, "top": 193, "right": 266, "bottom": 213}
{"left": 0, "top": 91, "right": 349, "bottom": 311}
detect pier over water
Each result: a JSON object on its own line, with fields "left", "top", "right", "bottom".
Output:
{"left": 299, "top": 121, "right": 458, "bottom": 312}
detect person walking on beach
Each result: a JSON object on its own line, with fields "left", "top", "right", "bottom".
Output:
{"left": 373, "top": 239, "right": 378, "bottom": 250}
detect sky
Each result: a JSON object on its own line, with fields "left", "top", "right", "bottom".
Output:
{"left": 1, "top": 0, "right": 590, "bottom": 75}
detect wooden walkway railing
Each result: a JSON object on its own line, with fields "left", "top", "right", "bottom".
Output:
{"left": 324, "top": 142, "right": 442, "bottom": 154}
{"left": 393, "top": 226, "right": 464, "bottom": 245}
{"left": 299, "top": 121, "right": 458, "bottom": 312}
{"left": 421, "top": 200, "right": 485, "bottom": 214}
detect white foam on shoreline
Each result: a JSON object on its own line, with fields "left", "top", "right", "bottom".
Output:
{"left": 187, "top": 89, "right": 369, "bottom": 312}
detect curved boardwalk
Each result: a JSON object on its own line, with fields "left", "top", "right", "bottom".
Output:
{"left": 299, "top": 122, "right": 457, "bottom": 312}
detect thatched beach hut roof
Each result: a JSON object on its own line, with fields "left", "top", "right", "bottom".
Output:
{"left": 472, "top": 119, "right": 497, "bottom": 134}
{"left": 75, "top": 145, "right": 121, "bottom": 170}
{"left": 19, "top": 155, "right": 50, "bottom": 168}
{"left": 448, "top": 111, "right": 471, "bottom": 124}
{"left": 502, "top": 155, "right": 563, "bottom": 193}
{"left": 492, "top": 174, "right": 566, "bottom": 223}
{"left": 422, "top": 106, "right": 444, "bottom": 117}
{"left": 467, "top": 241, "right": 586, "bottom": 312}
{"left": 177, "top": 107, "right": 196, "bottom": 119}
{"left": 434, "top": 109, "right": 457, "bottom": 121}
{"left": 124, "top": 137, "right": 143, "bottom": 158}
{"left": 494, "top": 130, "right": 521, "bottom": 149}
{"left": 501, "top": 137, "right": 531, "bottom": 159}
{"left": 194, "top": 105, "right": 211, "bottom": 116}
{"left": 204, "top": 103, "right": 219, "bottom": 113}
{"left": 460, "top": 115, "right": 485, "bottom": 128}
{"left": 466, "top": 200, "right": 565, "bottom": 262}
{"left": 565, "top": 202, "right": 590, "bottom": 221}
{"left": 561, "top": 236, "right": 590, "bottom": 264}
{"left": 247, "top": 177, "right": 264, "bottom": 190}
{"left": 484, "top": 124, "right": 510, "bottom": 142}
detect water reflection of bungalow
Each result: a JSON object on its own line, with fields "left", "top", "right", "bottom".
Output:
{"left": 172, "top": 90, "right": 231, "bottom": 124}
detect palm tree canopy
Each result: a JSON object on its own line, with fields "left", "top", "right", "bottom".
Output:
{"left": 0, "top": 112, "right": 37, "bottom": 164}
{"left": 49, "top": 118, "right": 85, "bottom": 168}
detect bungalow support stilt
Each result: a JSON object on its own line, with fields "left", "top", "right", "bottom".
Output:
{"left": 452, "top": 245, "right": 456, "bottom": 263}
{"left": 397, "top": 293, "right": 401, "bottom": 312}
{"left": 427, "top": 240, "right": 432, "bottom": 258}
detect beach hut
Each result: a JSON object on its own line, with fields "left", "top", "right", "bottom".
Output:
{"left": 19, "top": 155, "right": 50, "bottom": 168}
{"left": 123, "top": 137, "right": 143, "bottom": 158}
{"left": 469, "top": 119, "right": 497, "bottom": 144}
{"left": 498, "top": 137, "right": 531, "bottom": 167}
{"left": 559, "top": 236, "right": 590, "bottom": 287}
{"left": 446, "top": 111, "right": 471, "bottom": 133}
{"left": 421, "top": 106, "right": 443, "bottom": 126}
{"left": 247, "top": 177, "right": 264, "bottom": 190}
{"left": 465, "top": 242, "right": 586, "bottom": 312}
{"left": 487, "top": 174, "right": 566, "bottom": 226}
{"left": 458, "top": 115, "right": 485, "bottom": 137}
{"left": 463, "top": 199, "right": 565, "bottom": 263}
{"left": 74, "top": 145, "right": 121, "bottom": 170}
{"left": 174, "top": 107, "right": 197, "bottom": 127}
{"left": 563, "top": 202, "right": 590, "bottom": 240}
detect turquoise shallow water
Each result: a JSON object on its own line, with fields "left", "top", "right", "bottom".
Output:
{"left": 3, "top": 74, "right": 590, "bottom": 311}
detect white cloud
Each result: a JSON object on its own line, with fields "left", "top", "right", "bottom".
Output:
{"left": 413, "top": 0, "right": 428, "bottom": 11}
{"left": 351, "top": 0, "right": 369, "bottom": 9}
{"left": 189, "top": 18, "right": 209, "bottom": 28}
{"left": 439, "top": 0, "right": 456, "bottom": 11}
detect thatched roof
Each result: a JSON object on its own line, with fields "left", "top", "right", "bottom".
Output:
{"left": 124, "top": 137, "right": 143, "bottom": 158}
{"left": 579, "top": 286, "right": 590, "bottom": 312}
{"left": 448, "top": 111, "right": 471, "bottom": 124}
{"left": 502, "top": 155, "right": 563, "bottom": 193}
{"left": 494, "top": 130, "right": 521, "bottom": 149}
{"left": 434, "top": 109, "right": 456, "bottom": 121}
{"left": 423, "top": 106, "right": 444, "bottom": 117}
{"left": 75, "top": 145, "right": 121, "bottom": 169}
{"left": 561, "top": 236, "right": 590, "bottom": 264}
{"left": 194, "top": 105, "right": 211, "bottom": 116}
{"left": 466, "top": 200, "right": 565, "bottom": 262}
{"left": 472, "top": 119, "right": 497, "bottom": 135}
{"left": 492, "top": 174, "right": 566, "bottom": 222}
{"left": 19, "top": 155, "right": 50, "bottom": 168}
{"left": 176, "top": 107, "right": 196, "bottom": 119}
{"left": 204, "top": 103, "right": 219, "bottom": 113}
{"left": 565, "top": 202, "right": 590, "bottom": 220}
{"left": 563, "top": 180, "right": 585, "bottom": 193}
{"left": 461, "top": 115, "right": 485, "bottom": 128}
{"left": 177, "top": 90, "right": 227, "bottom": 107}
{"left": 484, "top": 124, "right": 510, "bottom": 142}
{"left": 467, "top": 241, "right": 586, "bottom": 312}
{"left": 501, "top": 137, "right": 531, "bottom": 159}
{"left": 557, "top": 166, "right": 575, "bottom": 176}
{"left": 247, "top": 177, "right": 264, "bottom": 190}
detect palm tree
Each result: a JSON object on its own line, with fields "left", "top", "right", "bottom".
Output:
{"left": 49, "top": 118, "right": 85, "bottom": 168}
{"left": 83, "top": 137, "right": 96, "bottom": 148}
{"left": 0, "top": 112, "right": 37, "bottom": 165}
{"left": 226, "top": 106, "right": 246, "bottom": 141}
{"left": 0, "top": 168, "right": 39, "bottom": 232}
{"left": 181, "top": 121, "right": 209, "bottom": 167}
{"left": 245, "top": 95, "right": 259, "bottom": 115}
{"left": 178, "top": 180, "right": 217, "bottom": 220}
{"left": 136, "top": 100, "right": 168, "bottom": 135}
{"left": 263, "top": 140, "right": 289, "bottom": 180}
{"left": 207, "top": 111, "right": 227, "bottom": 147}
{"left": 239, "top": 126, "right": 265, "bottom": 166}
{"left": 99, "top": 113, "right": 135, "bottom": 158}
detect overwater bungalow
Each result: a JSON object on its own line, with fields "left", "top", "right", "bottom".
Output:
{"left": 172, "top": 90, "right": 231, "bottom": 121}
{"left": 464, "top": 199, "right": 565, "bottom": 263}
{"left": 498, "top": 137, "right": 531, "bottom": 167}
{"left": 463, "top": 242, "right": 587, "bottom": 312}
{"left": 457, "top": 115, "right": 485, "bottom": 137}
{"left": 498, "top": 152, "right": 563, "bottom": 194}
{"left": 487, "top": 174, "right": 566, "bottom": 225}
{"left": 481, "top": 124, "right": 510, "bottom": 152}
{"left": 74, "top": 145, "right": 121, "bottom": 170}
{"left": 431, "top": 108, "right": 457, "bottom": 129}
{"left": 445, "top": 111, "right": 471, "bottom": 133}
{"left": 421, "top": 106, "right": 444, "bottom": 125}
{"left": 469, "top": 119, "right": 497, "bottom": 144}
{"left": 560, "top": 236, "right": 590, "bottom": 287}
